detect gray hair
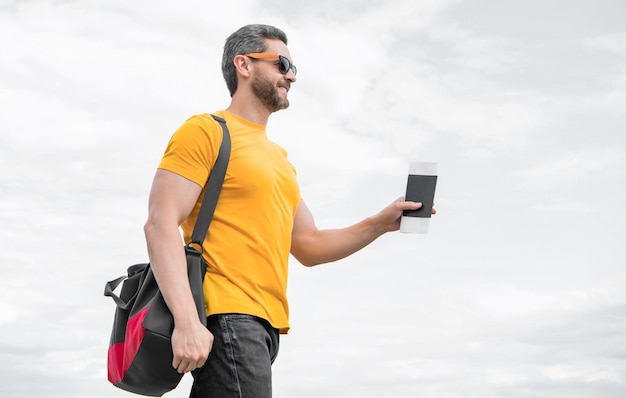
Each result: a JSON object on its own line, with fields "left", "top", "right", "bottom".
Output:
{"left": 222, "top": 24, "right": 288, "bottom": 96}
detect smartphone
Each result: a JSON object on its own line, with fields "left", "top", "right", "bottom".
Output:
{"left": 400, "top": 162, "right": 437, "bottom": 233}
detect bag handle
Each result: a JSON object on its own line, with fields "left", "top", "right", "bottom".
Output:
{"left": 104, "top": 275, "right": 129, "bottom": 308}
{"left": 104, "top": 263, "right": 150, "bottom": 309}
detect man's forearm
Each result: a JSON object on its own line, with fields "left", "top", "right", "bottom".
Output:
{"left": 291, "top": 198, "right": 422, "bottom": 267}
{"left": 144, "top": 222, "right": 199, "bottom": 325}
{"left": 295, "top": 216, "right": 385, "bottom": 266}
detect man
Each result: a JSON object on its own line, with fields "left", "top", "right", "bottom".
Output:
{"left": 144, "top": 24, "right": 435, "bottom": 397}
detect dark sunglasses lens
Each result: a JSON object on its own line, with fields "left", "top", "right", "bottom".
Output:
{"left": 278, "top": 56, "right": 295, "bottom": 75}
{"left": 278, "top": 57, "right": 289, "bottom": 74}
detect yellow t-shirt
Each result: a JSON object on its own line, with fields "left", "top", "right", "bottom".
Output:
{"left": 158, "top": 110, "right": 300, "bottom": 333}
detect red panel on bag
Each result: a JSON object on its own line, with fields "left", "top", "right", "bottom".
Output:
{"left": 107, "top": 342, "right": 125, "bottom": 383}
{"left": 107, "top": 307, "right": 149, "bottom": 384}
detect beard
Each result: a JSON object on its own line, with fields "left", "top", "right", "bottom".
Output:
{"left": 250, "top": 74, "right": 290, "bottom": 112}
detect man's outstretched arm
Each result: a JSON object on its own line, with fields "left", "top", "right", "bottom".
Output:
{"left": 290, "top": 197, "right": 434, "bottom": 267}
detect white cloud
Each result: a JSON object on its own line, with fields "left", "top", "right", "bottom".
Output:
{"left": 585, "top": 32, "right": 626, "bottom": 54}
{"left": 513, "top": 148, "right": 626, "bottom": 192}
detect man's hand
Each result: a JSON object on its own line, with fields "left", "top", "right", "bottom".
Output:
{"left": 375, "top": 197, "right": 437, "bottom": 233}
{"left": 171, "top": 320, "right": 214, "bottom": 374}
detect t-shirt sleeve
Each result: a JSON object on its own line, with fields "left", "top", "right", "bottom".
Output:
{"left": 158, "top": 115, "right": 222, "bottom": 187}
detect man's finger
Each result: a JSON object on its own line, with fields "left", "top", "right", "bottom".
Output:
{"left": 400, "top": 200, "right": 422, "bottom": 210}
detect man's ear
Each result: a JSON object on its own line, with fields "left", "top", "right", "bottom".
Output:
{"left": 233, "top": 55, "right": 252, "bottom": 77}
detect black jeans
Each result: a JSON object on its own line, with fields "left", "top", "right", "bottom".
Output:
{"left": 190, "top": 314, "right": 280, "bottom": 398}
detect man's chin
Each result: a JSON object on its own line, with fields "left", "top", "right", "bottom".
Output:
{"left": 269, "top": 100, "right": 290, "bottom": 112}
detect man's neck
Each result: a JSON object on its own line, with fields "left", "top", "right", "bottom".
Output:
{"left": 225, "top": 94, "right": 272, "bottom": 126}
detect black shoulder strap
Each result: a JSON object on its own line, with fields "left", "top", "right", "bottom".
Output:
{"left": 188, "top": 114, "right": 231, "bottom": 249}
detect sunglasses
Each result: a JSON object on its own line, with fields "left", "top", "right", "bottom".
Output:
{"left": 243, "top": 53, "right": 297, "bottom": 76}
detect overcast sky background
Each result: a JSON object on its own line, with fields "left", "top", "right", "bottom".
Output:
{"left": 1, "top": 0, "right": 625, "bottom": 397}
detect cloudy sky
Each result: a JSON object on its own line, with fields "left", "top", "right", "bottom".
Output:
{"left": 1, "top": 0, "right": 625, "bottom": 397}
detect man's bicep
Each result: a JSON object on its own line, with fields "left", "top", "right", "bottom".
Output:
{"left": 290, "top": 200, "right": 318, "bottom": 255}
{"left": 148, "top": 169, "right": 203, "bottom": 225}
